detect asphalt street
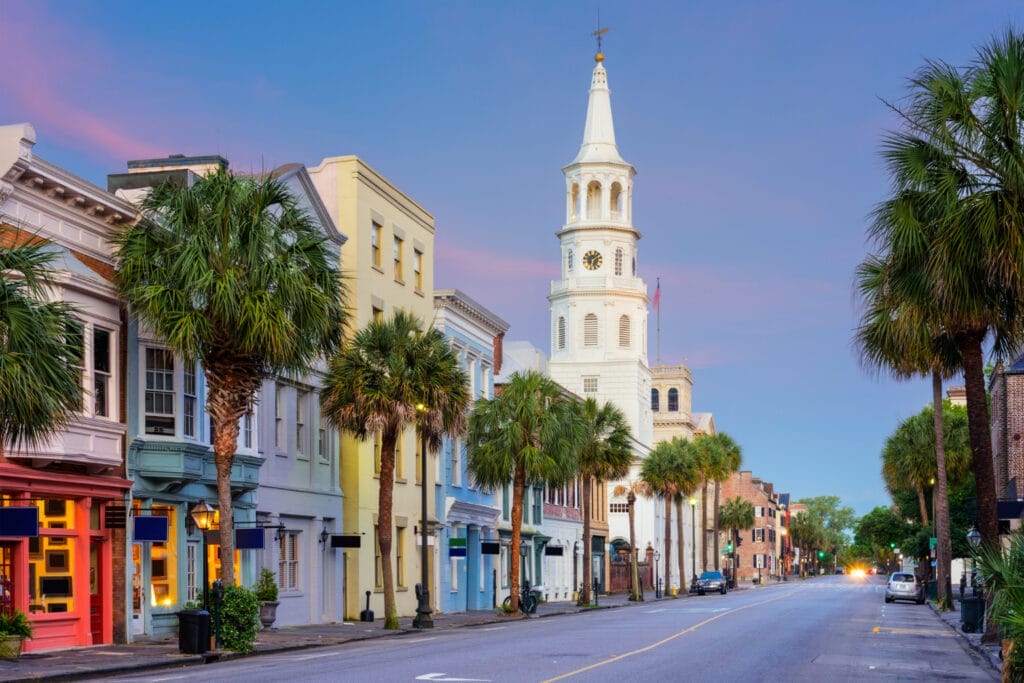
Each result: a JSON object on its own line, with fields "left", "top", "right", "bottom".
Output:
{"left": 92, "top": 575, "right": 997, "bottom": 683}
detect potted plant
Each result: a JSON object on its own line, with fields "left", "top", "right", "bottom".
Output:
{"left": 254, "top": 567, "right": 280, "bottom": 629}
{"left": 0, "top": 609, "right": 33, "bottom": 659}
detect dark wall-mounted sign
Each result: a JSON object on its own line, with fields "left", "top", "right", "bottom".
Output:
{"left": 331, "top": 535, "right": 361, "bottom": 548}
{"left": 481, "top": 541, "right": 500, "bottom": 555}
{"left": 133, "top": 516, "right": 169, "bottom": 542}
{"left": 235, "top": 528, "right": 265, "bottom": 549}
{"left": 0, "top": 507, "right": 38, "bottom": 537}
{"left": 544, "top": 546, "right": 564, "bottom": 556}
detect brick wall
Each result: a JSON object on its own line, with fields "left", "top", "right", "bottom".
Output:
{"left": 721, "top": 471, "right": 778, "bottom": 583}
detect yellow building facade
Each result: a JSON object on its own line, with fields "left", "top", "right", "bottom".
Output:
{"left": 308, "top": 156, "right": 436, "bottom": 621}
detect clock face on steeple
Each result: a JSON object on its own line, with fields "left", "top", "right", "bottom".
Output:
{"left": 583, "top": 250, "right": 603, "bottom": 270}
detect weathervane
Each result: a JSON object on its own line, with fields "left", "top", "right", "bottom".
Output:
{"left": 594, "top": 14, "right": 608, "bottom": 62}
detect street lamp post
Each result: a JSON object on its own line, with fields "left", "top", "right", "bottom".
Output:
{"left": 190, "top": 500, "right": 217, "bottom": 612}
{"left": 689, "top": 497, "right": 697, "bottom": 593}
{"left": 967, "top": 524, "right": 982, "bottom": 598}
{"left": 414, "top": 403, "right": 433, "bottom": 629}
{"left": 653, "top": 550, "right": 661, "bottom": 598}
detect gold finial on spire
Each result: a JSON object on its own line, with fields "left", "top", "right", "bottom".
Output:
{"left": 594, "top": 15, "right": 607, "bottom": 63}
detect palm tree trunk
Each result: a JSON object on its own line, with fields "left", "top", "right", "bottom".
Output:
{"left": 378, "top": 429, "right": 399, "bottom": 629}
{"left": 700, "top": 481, "right": 708, "bottom": 572}
{"left": 211, "top": 404, "right": 244, "bottom": 587}
{"left": 581, "top": 474, "right": 593, "bottom": 605}
{"left": 663, "top": 495, "right": 672, "bottom": 595}
{"left": 932, "top": 371, "right": 953, "bottom": 610}
{"left": 916, "top": 486, "right": 929, "bottom": 528}
{"left": 713, "top": 482, "right": 721, "bottom": 571}
{"left": 510, "top": 463, "right": 526, "bottom": 613}
{"left": 958, "top": 329, "right": 1000, "bottom": 642}
{"left": 676, "top": 497, "right": 685, "bottom": 595}
{"left": 628, "top": 490, "right": 639, "bottom": 600}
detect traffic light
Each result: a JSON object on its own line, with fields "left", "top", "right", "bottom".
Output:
{"left": 889, "top": 542, "right": 896, "bottom": 549}
{"left": 818, "top": 550, "right": 825, "bottom": 559}
{"left": 726, "top": 542, "right": 733, "bottom": 553}
{"left": 736, "top": 536, "right": 743, "bottom": 547}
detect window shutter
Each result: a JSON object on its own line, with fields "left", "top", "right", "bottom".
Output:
{"left": 583, "top": 314, "right": 598, "bottom": 346}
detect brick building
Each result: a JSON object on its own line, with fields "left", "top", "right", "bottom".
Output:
{"left": 720, "top": 471, "right": 779, "bottom": 584}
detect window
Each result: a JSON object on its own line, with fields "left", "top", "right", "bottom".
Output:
{"left": 318, "top": 401, "right": 330, "bottom": 462}
{"left": 296, "top": 389, "right": 309, "bottom": 457}
{"left": 147, "top": 504, "right": 177, "bottom": 608}
{"left": 651, "top": 389, "right": 660, "bottom": 412}
{"left": 372, "top": 306, "right": 384, "bottom": 323}
{"left": 278, "top": 532, "right": 299, "bottom": 591}
{"left": 413, "top": 249, "right": 423, "bottom": 291}
{"left": 618, "top": 315, "right": 631, "bottom": 348}
{"left": 480, "top": 365, "right": 491, "bottom": 401}
{"left": 610, "top": 182, "right": 623, "bottom": 219}
{"left": 570, "top": 183, "right": 579, "bottom": 221}
{"left": 395, "top": 433, "right": 404, "bottom": 479}
{"left": 374, "top": 526, "right": 383, "bottom": 588}
{"left": 583, "top": 376, "right": 598, "bottom": 394}
{"left": 668, "top": 388, "right": 679, "bottom": 412}
{"left": 614, "top": 248, "right": 623, "bottom": 276}
{"left": 557, "top": 317, "right": 566, "bottom": 350}
{"left": 755, "top": 506, "right": 765, "bottom": 517}
{"left": 393, "top": 237, "right": 404, "bottom": 281}
{"left": 374, "top": 430, "right": 382, "bottom": 473}
{"left": 242, "top": 410, "right": 254, "bottom": 449}
{"left": 502, "top": 485, "right": 510, "bottom": 521}
{"left": 186, "top": 543, "right": 198, "bottom": 603}
{"left": 531, "top": 486, "right": 542, "bottom": 525}
{"left": 754, "top": 554, "right": 766, "bottom": 569}
{"left": 567, "top": 249, "right": 574, "bottom": 273}
{"left": 586, "top": 181, "right": 601, "bottom": 220}
{"left": 274, "top": 384, "right": 285, "bottom": 449}
{"left": 754, "top": 528, "right": 765, "bottom": 543}
{"left": 371, "top": 221, "right": 382, "bottom": 267}
{"left": 500, "top": 546, "right": 510, "bottom": 588}
{"left": 93, "top": 328, "right": 111, "bottom": 417}
{"left": 183, "top": 362, "right": 196, "bottom": 438}
{"left": 396, "top": 526, "right": 406, "bottom": 587}
{"left": 145, "top": 348, "right": 175, "bottom": 435}
{"left": 452, "top": 438, "right": 462, "bottom": 487}
{"left": 610, "top": 502, "right": 629, "bottom": 513}
{"left": 583, "top": 314, "right": 598, "bottom": 347}
{"left": 34, "top": 497, "right": 79, "bottom": 613}
{"left": 450, "top": 555, "right": 459, "bottom": 592}
{"left": 632, "top": 256, "right": 636, "bottom": 276}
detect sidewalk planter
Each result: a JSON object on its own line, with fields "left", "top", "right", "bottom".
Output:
{"left": 259, "top": 601, "right": 280, "bottom": 630}
{"left": 0, "top": 609, "right": 33, "bottom": 659}
{"left": 0, "top": 635, "right": 25, "bottom": 660}
{"left": 254, "top": 568, "right": 280, "bottom": 630}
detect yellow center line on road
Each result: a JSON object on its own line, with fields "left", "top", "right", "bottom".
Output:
{"left": 542, "top": 590, "right": 800, "bottom": 682}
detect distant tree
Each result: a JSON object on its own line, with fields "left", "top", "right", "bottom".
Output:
{"left": 719, "top": 496, "right": 754, "bottom": 580}
{"left": 640, "top": 439, "right": 686, "bottom": 597}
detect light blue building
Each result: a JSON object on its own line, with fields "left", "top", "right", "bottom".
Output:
{"left": 432, "top": 290, "right": 508, "bottom": 613}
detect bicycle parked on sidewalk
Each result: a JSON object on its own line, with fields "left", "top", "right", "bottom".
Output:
{"left": 503, "top": 579, "right": 540, "bottom": 614}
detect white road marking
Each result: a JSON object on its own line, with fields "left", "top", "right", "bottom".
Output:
{"left": 416, "top": 674, "right": 491, "bottom": 682}
{"left": 406, "top": 636, "right": 440, "bottom": 643}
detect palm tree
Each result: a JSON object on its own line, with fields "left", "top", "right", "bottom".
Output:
{"left": 882, "top": 413, "right": 940, "bottom": 527}
{"left": 719, "top": 496, "right": 755, "bottom": 583}
{"left": 640, "top": 439, "right": 684, "bottom": 599}
{"left": 0, "top": 238, "right": 82, "bottom": 456}
{"left": 322, "top": 310, "right": 468, "bottom": 629}
{"left": 690, "top": 436, "right": 720, "bottom": 572}
{"left": 708, "top": 433, "right": 742, "bottom": 570}
{"left": 466, "top": 370, "right": 579, "bottom": 613}
{"left": 573, "top": 398, "right": 632, "bottom": 605}
{"left": 114, "top": 168, "right": 346, "bottom": 586}
{"left": 672, "top": 441, "right": 702, "bottom": 593}
{"left": 975, "top": 528, "right": 1024, "bottom": 679}
{"left": 611, "top": 481, "right": 643, "bottom": 601}
{"left": 882, "top": 30, "right": 1024, "bottom": 583}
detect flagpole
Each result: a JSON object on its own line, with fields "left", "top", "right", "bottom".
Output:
{"left": 656, "top": 277, "right": 661, "bottom": 366}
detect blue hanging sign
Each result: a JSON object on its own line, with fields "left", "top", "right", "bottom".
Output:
{"left": 133, "top": 515, "right": 169, "bottom": 542}
{"left": 235, "top": 528, "right": 265, "bottom": 549}
{"left": 0, "top": 507, "right": 38, "bottom": 537}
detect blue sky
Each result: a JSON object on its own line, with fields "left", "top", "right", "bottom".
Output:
{"left": 3, "top": 1, "right": 1023, "bottom": 516}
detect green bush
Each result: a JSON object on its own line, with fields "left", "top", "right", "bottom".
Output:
{"left": 0, "top": 610, "right": 33, "bottom": 638}
{"left": 254, "top": 567, "right": 278, "bottom": 602}
{"left": 214, "top": 585, "right": 260, "bottom": 652}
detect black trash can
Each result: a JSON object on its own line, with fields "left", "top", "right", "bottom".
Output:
{"left": 178, "top": 610, "right": 210, "bottom": 654}
{"left": 927, "top": 580, "right": 938, "bottom": 600}
{"left": 961, "top": 597, "right": 984, "bottom": 633}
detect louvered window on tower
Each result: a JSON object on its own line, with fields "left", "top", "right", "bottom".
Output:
{"left": 583, "top": 313, "right": 598, "bottom": 346}
{"left": 557, "top": 317, "right": 566, "bottom": 350}
{"left": 618, "top": 315, "right": 630, "bottom": 347}
{"left": 615, "top": 248, "right": 623, "bottom": 276}
{"left": 567, "top": 249, "right": 574, "bottom": 272}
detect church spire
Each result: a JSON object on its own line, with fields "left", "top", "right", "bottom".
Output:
{"left": 572, "top": 49, "right": 627, "bottom": 166}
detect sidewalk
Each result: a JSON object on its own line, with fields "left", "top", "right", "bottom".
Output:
{"left": 930, "top": 595, "right": 1003, "bottom": 674}
{"left": 0, "top": 590, "right": 693, "bottom": 681}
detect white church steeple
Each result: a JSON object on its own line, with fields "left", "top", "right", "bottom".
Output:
{"left": 548, "top": 49, "right": 653, "bottom": 446}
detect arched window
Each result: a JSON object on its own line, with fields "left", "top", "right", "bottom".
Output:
{"left": 557, "top": 317, "right": 566, "bottom": 350}
{"left": 583, "top": 313, "right": 598, "bottom": 347}
{"left": 632, "top": 256, "right": 637, "bottom": 276}
{"left": 570, "top": 183, "right": 580, "bottom": 221}
{"left": 615, "top": 248, "right": 623, "bottom": 276}
{"left": 651, "top": 389, "right": 660, "bottom": 412}
{"left": 567, "top": 249, "right": 574, "bottom": 273}
{"left": 610, "top": 182, "right": 623, "bottom": 219}
{"left": 668, "top": 388, "right": 679, "bottom": 412}
{"left": 587, "top": 181, "right": 602, "bottom": 220}
{"left": 618, "top": 315, "right": 630, "bottom": 348}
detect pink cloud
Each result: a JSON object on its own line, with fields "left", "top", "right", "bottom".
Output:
{"left": 437, "top": 243, "right": 559, "bottom": 280}
{"left": 0, "top": 4, "right": 166, "bottom": 161}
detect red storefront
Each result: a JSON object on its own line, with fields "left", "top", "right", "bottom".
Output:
{"left": 0, "top": 461, "right": 131, "bottom": 652}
